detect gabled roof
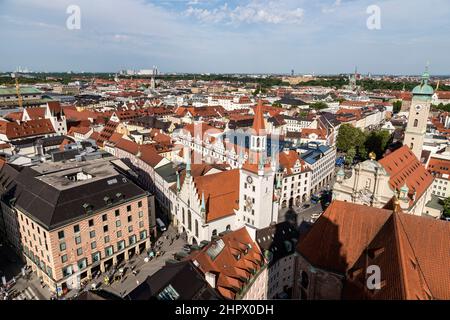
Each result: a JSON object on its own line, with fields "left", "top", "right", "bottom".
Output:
{"left": 125, "top": 260, "right": 220, "bottom": 300}
{"left": 0, "top": 119, "right": 55, "bottom": 140}
{"left": 193, "top": 169, "right": 240, "bottom": 222}
{"left": 297, "top": 200, "right": 450, "bottom": 300}
{"left": 379, "top": 146, "right": 434, "bottom": 206}
{"left": 188, "top": 227, "right": 265, "bottom": 300}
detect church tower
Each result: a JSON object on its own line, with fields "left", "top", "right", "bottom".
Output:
{"left": 403, "top": 67, "right": 434, "bottom": 161}
{"left": 238, "top": 100, "right": 277, "bottom": 230}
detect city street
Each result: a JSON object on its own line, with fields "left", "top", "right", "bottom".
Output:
{"left": 66, "top": 225, "right": 187, "bottom": 299}
{"left": 0, "top": 243, "right": 52, "bottom": 300}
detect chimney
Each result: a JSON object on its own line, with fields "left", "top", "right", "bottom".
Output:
{"left": 205, "top": 272, "right": 216, "bottom": 289}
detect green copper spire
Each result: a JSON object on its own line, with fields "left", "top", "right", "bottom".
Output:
{"left": 412, "top": 65, "right": 434, "bottom": 96}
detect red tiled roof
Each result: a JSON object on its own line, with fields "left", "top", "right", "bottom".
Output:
{"left": 427, "top": 156, "right": 450, "bottom": 178}
{"left": 252, "top": 100, "right": 266, "bottom": 134}
{"left": 379, "top": 146, "right": 434, "bottom": 206}
{"left": 4, "top": 112, "right": 23, "bottom": 122}
{"left": 188, "top": 228, "right": 265, "bottom": 300}
{"left": 298, "top": 200, "right": 450, "bottom": 300}
{"left": 194, "top": 169, "right": 240, "bottom": 222}
{"left": 24, "top": 107, "right": 46, "bottom": 120}
{"left": 436, "top": 91, "right": 450, "bottom": 100}
{"left": 0, "top": 119, "right": 55, "bottom": 140}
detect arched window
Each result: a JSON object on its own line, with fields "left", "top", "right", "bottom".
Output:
{"left": 188, "top": 210, "right": 192, "bottom": 231}
{"left": 410, "top": 143, "right": 414, "bottom": 150}
{"left": 226, "top": 225, "right": 231, "bottom": 231}
{"left": 212, "top": 229, "right": 217, "bottom": 237}
{"left": 195, "top": 220, "right": 199, "bottom": 238}
{"left": 182, "top": 208, "right": 185, "bottom": 224}
{"left": 301, "top": 271, "right": 309, "bottom": 289}
{"left": 256, "top": 137, "right": 260, "bottom": 148}
{"left": 413, "top": 119, "right": 418, "bottom": 127}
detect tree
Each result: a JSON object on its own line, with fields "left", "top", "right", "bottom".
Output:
{"left": 442, "top": 198, "right": 450, "bottom": 217}
{"left": 310, "top": 102, "right": 328, "bottom": 110}
{"left": 272, "top": 102, "right": 282, "bottom": 108}
{"left": 345, "top": 148, "right": 356, "bottom": 165}
{"left": 336, "top": 124, "right": 366, "bottom": 153}
{"left": 392, "top": 101, "right": 402, "bottom": 114}
{"left": 365, "top": 130, "right": 392, "bottom": 159}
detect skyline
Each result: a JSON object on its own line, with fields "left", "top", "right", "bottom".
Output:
{"left": 1, "top": 0, "right": 450, "bottom": 74}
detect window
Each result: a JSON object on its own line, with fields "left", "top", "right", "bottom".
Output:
{"left": 188, "top": 211, "right": 192, "bottom": 231}
{"left": 138, "top": 201, "right": 142, "bottom": 208}
{"left": 77, "top": 248, "right": 83, "bottom": 256}
{"left": 91, "top": 241, "right": 97, "bottom": 249}
{"left": 89, "top": 231, "right": 96, "bottom": 239}
{"left": 127, "top": 216, "right": 132, "bottom": 223}
{"left": 117, "top": 231, "right": 122, "bottom": 238}
{"left": 127, "top": 205, "right": 131, "bottom": 212}
{"left": 115, "top": 209, "right": 120, "bottom": 217}
{"left": 129, "top": 235, "right": 137, "bottom": 245}
{"left": 139, "top": 221, "right": 144, "bottom": 228}
{"left": 73, "top": 225, "right": 80, "bottom": 233}
{"left": 138, "top": 211, "right": 143, "bottom": 218}
{"left": 116, "top": 220, "right": 121, "bottom": 227}
{"left": 58, "top": 231, "right": 65, "bottom": 239}
{"left": 92, "top": 252, "right": 101, "bottom": 263}
{"left": 78, "top": 258, "right": 87, "bottom": 270}
{"left": 128, "top": 226, "right": 133, "bottom": 233}
{"left": 105, "top": 246, "right": 114, "bottom": 257}
{"left": 140, "top": 230, "right": 147, "bottom": 240}
{"left": 301, "top": 271, "right": 309, "bottom": 289}
{"left": 195, "top": 220, "right": 199, "bottom": 238}
{"left": 103, "top": 225, "right": 109, "bottom": 233}
{"left": 62, "top": 266, "right": 73, "bottom": 277}
{"left": 61, "top": 254, "right": 68, "bottom": 263}
{"left": 88, "top": 219, "right": 94, "bottom": 227}
{"left": 104, "top": 236, "right": 110, "bottom": 243}
{"left": 413, "top": 119, "right": 418, "bottom": 127}
{"left": 212, "top": 229, "right": 217, "bottom": 237}
{"left": 60, "top": 242, "right": 66, "bottom": 251}
{"left": 75, "top": 236, "right": 81, "bottom": 245}
{"left": 102, "top": 214, "right": 108, "bottom": 222}
{"left": 117, "top": 240, "right": 125, "bottom": 251}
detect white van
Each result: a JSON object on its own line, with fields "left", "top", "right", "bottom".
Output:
{"left": 156, "top": 218, "right": 167, "bottom": 232}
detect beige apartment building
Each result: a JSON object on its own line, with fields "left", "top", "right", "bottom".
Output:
{"left": 0, "top": 158, "right": 152, "bottom": 295}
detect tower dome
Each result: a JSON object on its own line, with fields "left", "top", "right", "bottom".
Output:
{"left": 412, "top": 67, "right": 434, "bottom": 96}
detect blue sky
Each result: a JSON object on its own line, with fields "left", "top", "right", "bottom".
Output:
{"left": 0, "top": 0, "right": 449, "bottom": 74}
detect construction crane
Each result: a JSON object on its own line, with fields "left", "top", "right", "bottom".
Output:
{"left": 14, "top": 73, "right": 24, "bottom": 109}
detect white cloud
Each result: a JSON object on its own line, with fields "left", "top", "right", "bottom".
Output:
{"left": 322, "top": 0, "right": 342, "bottom": 13}
{"left": 185, "top": 1, "right": 304, "bottom": 25}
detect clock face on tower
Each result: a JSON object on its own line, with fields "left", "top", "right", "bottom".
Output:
{"left": 246, "top": 176, "right": 253, "bottom": 184}
{"left": 415, "top": 105, "right": 422, "bottom": 111}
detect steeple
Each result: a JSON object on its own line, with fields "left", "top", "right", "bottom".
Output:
{"left": 252, "top": 100, "right": 266, "bottom": 135}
